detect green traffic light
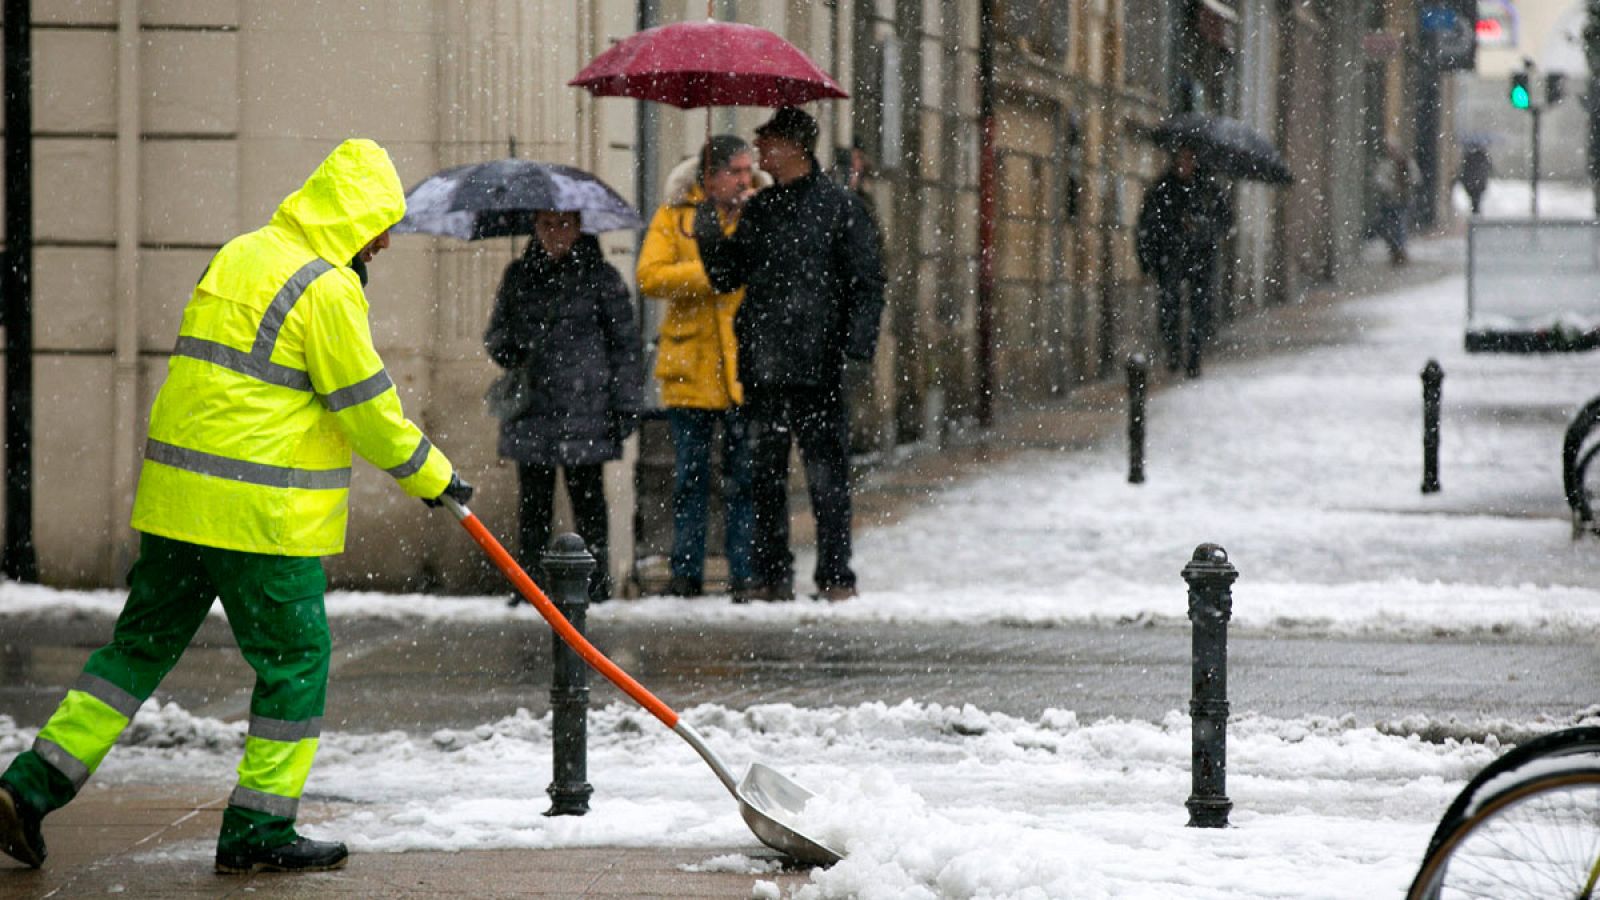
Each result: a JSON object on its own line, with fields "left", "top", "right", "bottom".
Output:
{"left": 1510, "top": 72, "right": 1532, "bottom": 109}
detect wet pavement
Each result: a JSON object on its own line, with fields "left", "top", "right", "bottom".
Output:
{"left": 7, "top": 613, "right": 1595, "bottom": 740}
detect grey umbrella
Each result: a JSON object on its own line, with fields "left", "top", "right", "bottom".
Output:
{"left": 1152, "top": 113, "right": 1294, "bottom": 185}
{"left": 395, "top": 159, "right": 644, "bottom": 240}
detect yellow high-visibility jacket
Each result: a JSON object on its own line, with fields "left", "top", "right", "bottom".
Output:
{"left": 130, "top": 139, "right": 453, "bottom": 556}
{"left": 637, "top": 157, "right": 751, "bottom": 410}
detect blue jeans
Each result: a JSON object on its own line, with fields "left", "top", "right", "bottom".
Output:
{"left": 667, "top": 407, "right": 753, "bottom": 587}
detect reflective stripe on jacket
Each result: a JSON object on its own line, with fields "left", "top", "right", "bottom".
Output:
{"left": 130, "top": 139, "right": 453, "bottom": 556}
{"left": 637, "top": 157, "right": 745, "bottom": 409}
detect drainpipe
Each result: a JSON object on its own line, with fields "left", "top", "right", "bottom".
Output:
{"left": 635, "top": 0, "right": 660, "bottom": 236}
{"left": 109, "top": 0, "right": 141, "bottom": 579}
{"left": 976, "top": 0, "right": 996, "bottom": 428}
{"left": 2, "top": 0, "right": 36, "bottom": 582}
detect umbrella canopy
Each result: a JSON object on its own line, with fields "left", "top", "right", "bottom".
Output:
{"left": 569, "top": 20, "right": 847, "bottom": 109}
{"left": 1152, "top": 113, "right": 1294, "bottom": 185}
{"left": 394, "top": 159, "right": 643, "bottom": 240}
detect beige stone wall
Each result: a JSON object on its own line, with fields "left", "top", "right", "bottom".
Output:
{"left": 13, "top": 1, "right": 650, "bottom": 590}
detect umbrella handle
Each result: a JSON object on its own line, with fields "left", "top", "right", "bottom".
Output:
{"left": 440, "top": 495, "right": 679, "bottom": 729}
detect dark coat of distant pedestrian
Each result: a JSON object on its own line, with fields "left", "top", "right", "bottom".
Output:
{"left": 485, "top": 233, "right": 644, "bottom": 466}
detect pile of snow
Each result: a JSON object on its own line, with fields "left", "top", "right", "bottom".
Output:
{"left": 10, "top": 698, "right": 1588, "bottom": 897}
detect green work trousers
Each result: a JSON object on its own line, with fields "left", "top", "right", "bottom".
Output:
{"left": 0, "top": 533, "right": 330, "bottom": 852}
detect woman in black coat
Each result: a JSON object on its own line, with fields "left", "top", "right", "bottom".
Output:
{"left": 484, "top": 211, "right": 643, "bottom": 602}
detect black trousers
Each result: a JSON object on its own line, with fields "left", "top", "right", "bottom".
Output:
{"left": 744, "top": 385, "right": 854, "bottom": 591}
{"left": 516, "top": 462, "right": 610, "bottom": 601}
{"left": 1156, "top": 261, "right": 1216, "bottom": 371}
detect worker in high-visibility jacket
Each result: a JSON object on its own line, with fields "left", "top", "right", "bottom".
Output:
{"left": 0, "top": 139, "right": 473, "bottom": 875}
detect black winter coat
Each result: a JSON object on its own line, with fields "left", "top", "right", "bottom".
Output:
{"left": 695, "top": 163, "right": 885, "bottom": 389}
{"left": 1135, "top": 171, "right": 1234, "bottom": 282}
{"left": 485, "top": 235, "right": 644, "bottom": 466}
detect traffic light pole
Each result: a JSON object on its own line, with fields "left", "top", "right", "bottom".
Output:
{"left": 1530, "top": 106, "right": 1541, "bottom": 218}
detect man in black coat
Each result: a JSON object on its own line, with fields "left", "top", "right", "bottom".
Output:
{"left": 694, "top": 107, "right": 886, "bottom": 602}
{"left": 1136, "top": 147, "right": 1234, "bottom": 378}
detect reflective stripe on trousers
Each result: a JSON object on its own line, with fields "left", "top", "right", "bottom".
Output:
{"left": 228, "top": 714, "right": 325, "bottom": 818}
{"left": 32, "top": 673, "right": 146, "bottom": 790}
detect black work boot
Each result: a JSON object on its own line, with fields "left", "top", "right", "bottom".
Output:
{"left": 0, "top": 781, "right": 46, "bottom": 868}
{"left": 215, "top": 836, "right": 349, "bottom": 874}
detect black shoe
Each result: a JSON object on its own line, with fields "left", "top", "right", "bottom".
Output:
{"left": 215, "top": 836, "right": 349, "bottom": 874}
{"left": 0, "top": 782, "right": 45, "bottom": 868}
{"left": 665, "top": 575, "right": 703, "bottom": 598}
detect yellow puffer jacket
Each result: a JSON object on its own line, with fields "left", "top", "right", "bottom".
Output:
{"left": 637, "top": 157, "right": 754, "bottom": 409}
{"left": 130, "top": 139, "right": 453, "bottom": 556}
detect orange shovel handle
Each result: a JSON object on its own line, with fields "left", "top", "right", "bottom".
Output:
{"left": 445, "top": 498, "right": 679, "bottom": 728}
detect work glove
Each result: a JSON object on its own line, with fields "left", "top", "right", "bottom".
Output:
{"left": 423, "top": 473, "right": 475, "bottom": 509}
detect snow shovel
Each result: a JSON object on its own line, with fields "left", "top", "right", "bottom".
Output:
{"left": 440, "top": 495, "right": 843, "bottom": 866}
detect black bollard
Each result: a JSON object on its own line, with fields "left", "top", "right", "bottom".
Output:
{"left": 1127, "top": 353, "right": 1148, "bottom": 484}
{"left": 1421, "top": 360, "right": 1443, "bottom": 494}
{"left": 542, "top": 533, "right": 594, "bottom": 816}
{"left": 1184, "top": 543, "right": 1236, "bottom": 828}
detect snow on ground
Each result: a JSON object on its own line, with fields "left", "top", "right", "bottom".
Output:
{"left": 4, "top": 183, "right": 1600, "bottom": 896}
{"left": 1452, "top": 176, "right": 1594, "bottom": 220}
{"left": 5, "top": 697, "right": 1579, "bottom": 897}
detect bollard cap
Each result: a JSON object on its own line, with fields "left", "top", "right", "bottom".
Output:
{"left": 1181, "top": 543, "right": 1238, "bottom": 583}
{"left": 542, "top": 532, "right": 596, "bottom": 577}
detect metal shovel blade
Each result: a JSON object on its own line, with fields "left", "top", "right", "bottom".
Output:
{"left": 737, "top": 762, "right": 843, "bottom": 866}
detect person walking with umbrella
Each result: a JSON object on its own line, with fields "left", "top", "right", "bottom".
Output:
{"left": 637, "top": 136, "right": 762, "bottom": 598}
{"left": 693, "top": 107, "right": 885, "bottom": 602}
{"left": 484, "top": 210, "right": 644, "bottom": 604}
{"left": 1136, "top": 146, "right": 1235, "bottom": 378}
{"left": 0, "top": 139, "right": 473, "bottom": 874}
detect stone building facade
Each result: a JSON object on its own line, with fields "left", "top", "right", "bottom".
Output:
{"left": 4, "top": 0, "right": 1443, "bottom": 593}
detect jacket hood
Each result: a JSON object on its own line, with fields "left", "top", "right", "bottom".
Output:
{"left": 271, "top": 139, "right": 406, "bottom": 265}
{"left": 663, "top": 154, "right": 773, "bottom": 207}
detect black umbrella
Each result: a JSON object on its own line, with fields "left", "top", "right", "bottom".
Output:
{"left": 1152, "top": 113, "right": 1294, "bottom": 185}
{"left": 394, "top": 159, "right": 644, "bottom": 240}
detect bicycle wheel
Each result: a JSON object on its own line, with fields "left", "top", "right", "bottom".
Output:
{"left": 1408, "top": 767, "right": 1600, "bottom": 899}
{"left": 1422, "top": 727, "right": 1600, "bottom": 860}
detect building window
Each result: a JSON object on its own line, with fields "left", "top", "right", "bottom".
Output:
{"left": 1122, "top": 0, "right": 1168, "bottom": 96}
{"left": 998, "top": 0, "right": 1070, "bottom": 60}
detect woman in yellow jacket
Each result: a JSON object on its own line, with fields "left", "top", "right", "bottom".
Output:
{"left": 0, "top": 139, "right": 471, "bottom": 875}
{"left": 637, "top": 137, "right": 764, "bottom": 598}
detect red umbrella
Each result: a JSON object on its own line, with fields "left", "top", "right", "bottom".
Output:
{"left": 569, "top": 20, "right": 847, "bottom": 109}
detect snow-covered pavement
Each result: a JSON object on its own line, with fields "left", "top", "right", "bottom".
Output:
{"left": 2, "top": 179, "right": 1597, "bottom": 897}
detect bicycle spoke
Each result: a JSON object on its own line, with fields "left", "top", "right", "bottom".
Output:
{"left": 1420, "top": 773, "right": 1600, "bottom": 899}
